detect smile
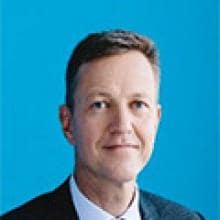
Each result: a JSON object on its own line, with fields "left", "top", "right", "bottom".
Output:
{"left": 104, "top": 144, "right": 139, "bottom": 150}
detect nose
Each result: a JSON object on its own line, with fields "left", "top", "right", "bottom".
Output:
{"left": 109, "top": 105, "right": 133, "bottom": 135}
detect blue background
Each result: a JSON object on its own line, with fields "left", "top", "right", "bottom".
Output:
{"left": 1, "top": 0, "right": 218, "bottom": 219}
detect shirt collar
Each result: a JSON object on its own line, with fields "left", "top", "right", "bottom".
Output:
{"left": 69, "top": 175, "right": 141, "bottom": 220}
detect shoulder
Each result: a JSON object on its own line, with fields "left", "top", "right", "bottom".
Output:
{"left": 1, "top": 177, "right": 77, "bottom": 220}
{"left": 1, "top": 191, "right": 54, "bottom": 220}
{"left": 139, "top": 190, "right": 205, "bottom": 220}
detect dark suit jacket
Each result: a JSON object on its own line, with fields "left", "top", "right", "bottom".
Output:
{"left": 2, "top": 177, "right": 205, "bottom": 220}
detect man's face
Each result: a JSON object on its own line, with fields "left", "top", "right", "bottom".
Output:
{"left": 61, "top": 50, "right": 161, "bottom": 184}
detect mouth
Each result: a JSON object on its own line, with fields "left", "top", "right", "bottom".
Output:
{"left": 103, "top": 144, "right": 139, "bottom": 150}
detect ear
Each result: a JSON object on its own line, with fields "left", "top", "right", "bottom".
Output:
{"left": 59, "top": 105, "right": 75, "bottom": 145}
{"left": 155, "top": 104, "right": 162, "bottom": 131}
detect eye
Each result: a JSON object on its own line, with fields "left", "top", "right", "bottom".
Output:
{"left": 90, "top": 101, "right": 109, "bottom": 110}
{"left": 131, "top": 100, "right": 149, "bottom": 110}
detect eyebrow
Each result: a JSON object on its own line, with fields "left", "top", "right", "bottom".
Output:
{"left": 85, "top": 91, "right": 152, "bottom": 101}
{"left": 86, "top": 91, "right": 113, "bottom": 100}
{"left": 131, "top": 93, "right": 151, "bottom": 99}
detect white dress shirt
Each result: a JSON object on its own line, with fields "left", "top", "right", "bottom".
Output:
{"left": 69, "top": 175, "right": 141, "bottom": 220}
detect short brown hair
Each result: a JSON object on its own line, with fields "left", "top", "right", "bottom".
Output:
{"left": 66, "top": 29, "right": 160, "bottom": 110}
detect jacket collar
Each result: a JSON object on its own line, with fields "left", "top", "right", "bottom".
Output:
{"left": 47, "top": 177, "right": 79, "bottom": 220}
{"left": 139, "top": 189, "right": 160, "bottom": 220}
{"left": 50, "top": 177, "right": 159, "bottom": 220}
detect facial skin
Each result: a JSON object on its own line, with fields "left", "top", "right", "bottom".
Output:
{"left": 60, "top": 50, "right": 161, "bottom": 215}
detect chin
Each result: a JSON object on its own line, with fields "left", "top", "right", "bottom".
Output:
{"left": 105, "top": 166, "right": 142, "bottom": 184}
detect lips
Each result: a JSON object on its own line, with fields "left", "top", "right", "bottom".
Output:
{"left": 104, "top": 144, "right": 139, "bottom": 150}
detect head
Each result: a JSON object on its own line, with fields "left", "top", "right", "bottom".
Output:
{"left": 60, "top": 29, "right": 161, "bottom": 185}
{"left": 66, "top": 29, "right": 160, "bottom": 111}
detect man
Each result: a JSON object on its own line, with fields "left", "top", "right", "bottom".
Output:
{"left": 2, "top": 30, "right": 204, "bottom": 219}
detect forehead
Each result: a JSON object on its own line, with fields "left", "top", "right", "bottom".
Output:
{"left": 75, "top": 51, "right": 157, "bottom": 100}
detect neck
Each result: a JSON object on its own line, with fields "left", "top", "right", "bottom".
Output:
{"left": 74, "top": 165, "right": 136, "bottom": 217}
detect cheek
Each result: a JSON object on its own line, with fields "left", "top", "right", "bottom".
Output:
{"left": 74, "top": 115, "right": 106, "bottom": 149}
{"left": 137, "top": 122, "right": 156, "bottom": 166}
{"left": 73, "top": 122, "right": 97, "bottom": 164}
{"left": 138, "top": 116, "right": 158, "bottom": 148}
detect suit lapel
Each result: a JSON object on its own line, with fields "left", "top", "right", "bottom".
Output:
{"left": 46, "top": 177, "right": 79, "bottom": 220}
{"left": 139, "top": 190, "right": 160, "bottom": 220}
{"left": 50, "top": 178, "right": 161, "bottom": 220}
